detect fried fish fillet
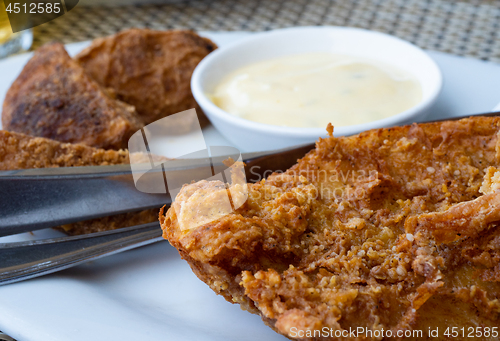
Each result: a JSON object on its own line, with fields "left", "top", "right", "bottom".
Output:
{"left": 76, "top": 29, "right": 217, "bottom": 127}
{"left": 0, "top": 130, "right": 159, "bottom": 235}
{"left": 161, "top": 116, "right": 500, "bottom": 340}
{"left": 2, "top": 42, "right": 144, "bottom": 149}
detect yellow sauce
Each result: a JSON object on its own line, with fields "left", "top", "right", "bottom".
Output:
{"left": 210, "top": 52, "right": 422, "bottom": 128}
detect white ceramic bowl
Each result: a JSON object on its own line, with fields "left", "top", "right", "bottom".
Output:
{"left": 192, "top": 26, "right": 442, "bottom": 151}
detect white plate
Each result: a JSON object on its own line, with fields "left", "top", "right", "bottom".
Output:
{"left": 2, "top": 32, "right": 500, "bottom": 341}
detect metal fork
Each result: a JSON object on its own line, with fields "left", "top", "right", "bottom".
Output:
{"left": 0, "top": 222, "right": 162, "bottom": 285}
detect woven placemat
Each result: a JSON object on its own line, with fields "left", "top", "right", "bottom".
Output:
{"left": 31, "top": 0, "right": 500, "bottom": 62}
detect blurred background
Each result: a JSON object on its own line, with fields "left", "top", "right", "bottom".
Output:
{"left": 0, "top": 0, "right": 499, "bottom": 62}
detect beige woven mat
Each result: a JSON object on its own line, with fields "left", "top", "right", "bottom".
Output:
{"left": 31, "top": 0, "right": 500, "bottom": 62}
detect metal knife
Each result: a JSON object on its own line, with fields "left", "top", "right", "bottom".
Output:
{"left": 0, "top": 143, "right": 315, "bottom": 237}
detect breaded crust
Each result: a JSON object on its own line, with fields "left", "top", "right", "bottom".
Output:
{"left": 59, "top": 209, "right": 160, "bottom": 236}
{"left": 0, "top": 130, "right": 129, "bottom": 169}
{"left": 2, "top": 42, "right": 144, "bottom": 149}
{"left": 76, "top": 29, "right": 217, "bottom": 126}
{"left": 162, "top": 116, "right": 500, "bottom": 340}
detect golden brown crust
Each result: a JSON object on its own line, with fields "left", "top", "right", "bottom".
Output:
{"left": 162, "top": 116, "right": 500, "bottom": 340}
{"left": 76, "top": 29, "right": 217, "bottom": 126}
{"left": 0, "top": 130, "right": 129, "bottom": 170}
{"left": 2, "top": 42, "right": 143, "bottom": 149}
{"left": 60, "top": 208, "right": 160, "bottom": 235}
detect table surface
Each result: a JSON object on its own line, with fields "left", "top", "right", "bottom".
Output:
{"left": 28, "top": 0, "right": 500, "bottom": 63}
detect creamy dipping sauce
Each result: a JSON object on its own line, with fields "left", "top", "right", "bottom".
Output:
{"left": 210, "top": 53, "right": 422, "bottom": 128}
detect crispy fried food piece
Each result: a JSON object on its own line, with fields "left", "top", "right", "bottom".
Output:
{"left": 161, "top": 116, "right": 500, "bottom": 340}
{"left": 59, "top": 209, "right": 160, "bottom": 236}
{"left": 0, "top": 130, "right": 129, "bottom": 169}
{"left": 0, "top": 130, "right": 159, "bottom": 235}
{"left": 2, "top": 42, "right": 144, "bottom": 149}
{"left": 76, "top": 29, "right": 216, "bottom": 127}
